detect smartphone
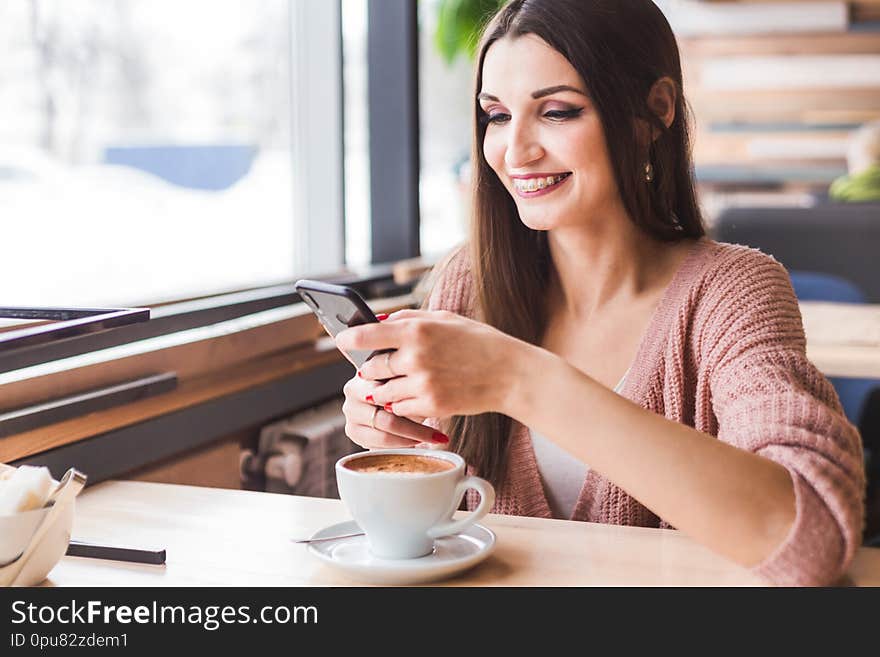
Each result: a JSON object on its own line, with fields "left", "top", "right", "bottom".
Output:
{"left": 294, "top": 279, "right": 393, "bottom": 369}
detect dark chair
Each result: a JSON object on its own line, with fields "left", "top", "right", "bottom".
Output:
{"left": 788, "top": 270, "right": 867, "bottom": 305}
{"left": 861, "top": 389, "right": 880, "bottom": 546}
{"left": 713, "top": 202, "right": 880, "bottom": 302}
{"left": 787, "top": 271, "right": 876, "bottom": 426}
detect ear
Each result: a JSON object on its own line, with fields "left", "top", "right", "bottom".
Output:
{"left": 646, "top": 76, "right": 676, "bottom": 139}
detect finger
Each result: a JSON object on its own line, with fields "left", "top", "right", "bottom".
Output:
{"left": 360, "top": 352, "right": 410, "bottom": 384}
{"left": 358, "top": 349, "right": 404, "bottom": 381}
{"left": 346, "top": 423, "right": 423, "bottom": 449}
{"left": 362, "top": 375, "right": 410, "bottom": 406}
{"left": 388, "top": 308, "right": 459, "bottom": 322}
{"left": 343, "top": 374, "right": 383, "bottom": 402}
{"left": 384, "top": 309, "right": 428, "bottom": 321}
{"left": 364, "top": 406, "right": 448, "bottom": 444}
{"left": 335, "top": 321, "right": 406, "bottom": 353}
{"left": 383, "top": 397, "right": 433, "bottom": 420}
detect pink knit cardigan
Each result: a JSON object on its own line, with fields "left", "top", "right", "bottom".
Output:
{"left": 424, "top": 238, "right": 865, "bottom": 586}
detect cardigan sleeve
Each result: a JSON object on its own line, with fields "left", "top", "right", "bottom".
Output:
{"left": 421, "top": 244, "right": 473, "bottom": 315}
{"left": 701, "top": 248, "right": 865, "bottom": 586}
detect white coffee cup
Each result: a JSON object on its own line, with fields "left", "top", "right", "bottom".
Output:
{"left": 335, "top": 449, "right": 495, "bottom": 560}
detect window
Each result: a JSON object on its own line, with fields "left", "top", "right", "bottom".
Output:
{"left": 417, "top": 0, "right": 473, "bottom": 258}
{"left": 342, "top": 0, "right": 371, "bottom": 268}
{"left": 0, "top": 0, "right": 343, "bottom": 308}
{"left": 0, "top": 1, "right": 425, "bottom": 474}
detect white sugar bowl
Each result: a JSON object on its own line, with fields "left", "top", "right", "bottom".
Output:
{"left": 0, "top": 471, "right": 80, "bottom": 587}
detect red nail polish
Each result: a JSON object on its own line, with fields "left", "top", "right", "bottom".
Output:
{"left": 376, "top": 313, "right": 389, "bottom": 321}
{"left": 357, "top": 370, "right": 363, "bottom": 378}
{"left": 432, "top": 431, "right": 450, "bottom": 444}
{"left": 366, "top": 394, "right": 375, "bottom": 404}
{"left": 384, "top": 403, "right": 394, "bottom": 413}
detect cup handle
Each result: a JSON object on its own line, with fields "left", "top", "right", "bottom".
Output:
{"left": 426, "top": 475, "right": 495, "bottom": 539}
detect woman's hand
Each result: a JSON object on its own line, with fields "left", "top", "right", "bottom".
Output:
{"left": 336, "top": 309, "right": 526, "bottom": 421}
{"left": 341, "top": 371, "right": 448, "bottom": 449}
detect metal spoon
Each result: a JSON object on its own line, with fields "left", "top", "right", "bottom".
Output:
{"left": 291, "top": 532, "right": 365, "bottom": 544}
{"left": 45, "top": 468, "right": 86, "bottom": 507}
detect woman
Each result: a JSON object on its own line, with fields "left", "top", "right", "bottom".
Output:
{"left": 336, "top": 0, "right": 864, "bottom": 585}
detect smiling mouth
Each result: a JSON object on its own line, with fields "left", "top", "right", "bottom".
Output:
{"left": 512, "top": 173, "right": 571, "bottom": 195}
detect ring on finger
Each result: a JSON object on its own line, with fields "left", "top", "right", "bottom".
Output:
{"left": 370, "top": 405, "right": 380, "bottom": 430}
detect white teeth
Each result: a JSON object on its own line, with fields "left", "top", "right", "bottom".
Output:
{"left": 513, "top": 174, "right": 567, "bottom": 193}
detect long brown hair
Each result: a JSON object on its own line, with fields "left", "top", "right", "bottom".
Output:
{"left": 441, "top": 0, "right": 705, "bottom": 490}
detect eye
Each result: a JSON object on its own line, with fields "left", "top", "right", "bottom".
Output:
{"left": 481, "top": 112, "right": 511, "bottom": 125}
{"left": 543, "top": 108, "right": 584, "bottom": 121}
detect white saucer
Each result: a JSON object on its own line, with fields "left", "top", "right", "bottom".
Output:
{"left": 306, "top": 520, "right": 496, "bottom": 585}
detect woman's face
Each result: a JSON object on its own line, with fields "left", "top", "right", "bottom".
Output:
{"left": 479, "top": 35, "right": 623, "bottom": 231}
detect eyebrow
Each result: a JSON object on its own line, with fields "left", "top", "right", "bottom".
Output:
{"left": 477, "top": 85, "right": 588, "bottom": 102}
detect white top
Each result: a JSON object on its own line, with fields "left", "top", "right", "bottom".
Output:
{"left": 530, "top": 369, "right": 629, "bottom": 520}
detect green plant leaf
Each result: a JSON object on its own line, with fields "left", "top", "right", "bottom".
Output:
{"left": 433, "top": 0, "right": 505, "bottom": 65}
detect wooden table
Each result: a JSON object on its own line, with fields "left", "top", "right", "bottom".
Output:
{"left": 41, "top": 481, "right": 880, "bottom": 587}
{"left": 800, "top": 301, "right": 880, "bottom": 379}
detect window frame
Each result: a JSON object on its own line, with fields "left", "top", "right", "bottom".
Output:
{"left": 291, "top": 0, "right": 346, "bottom": 274}
{"left": 0, "top": 307, "right": 149, "bottom": 373}
{"left": 367, "top": 0, "right": 421, "bottom": 263}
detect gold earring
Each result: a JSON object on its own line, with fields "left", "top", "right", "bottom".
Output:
{"left": 644, "top": 161, "right": 654, "bottom": 183}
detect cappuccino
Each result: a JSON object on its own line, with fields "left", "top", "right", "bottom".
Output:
{"left": 336, "top": 448, "right": 495, "bottom": 558}
{"left": 344, "top": 453, "right": 455, "bottom": 475}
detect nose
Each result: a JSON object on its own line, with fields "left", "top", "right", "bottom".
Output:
{"left": 504, "top": 119, "right": 543, "bottom": 170}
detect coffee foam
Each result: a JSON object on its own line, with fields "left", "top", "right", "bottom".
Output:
{"left": 344, "top": 453, "right": 455, "bottom": 475}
